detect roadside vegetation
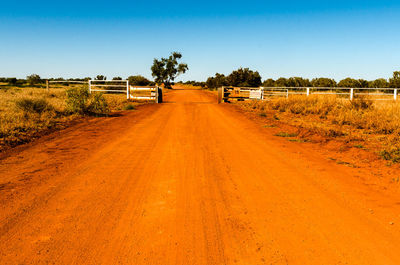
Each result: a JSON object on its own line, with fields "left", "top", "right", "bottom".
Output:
{"left": 0, "top": 83, "right": 137, "bottom": 152}
{"left": 0, "top": 51, "right": 191, "bottom": 152}
{"left": 238, "top": 95, "right": 400, "bottom": 163}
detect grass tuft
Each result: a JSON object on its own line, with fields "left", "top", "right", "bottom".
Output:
{"left": 274, "top": 132, "right": 298, "bottom": 138}
{"left": 380, "top": 148, "right": 400, "bottom": 163}
{"left": 15, "top": 98, "right": 54, "bottom": 114}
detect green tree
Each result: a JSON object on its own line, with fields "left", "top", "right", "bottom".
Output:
{"left": 7, "top": 77, "right": 17, "bottom": 86}
{"left": 128, "top": 75, "right": 152, "bottom": 86}
{"left": 226, "top": 68, "right": 261, "bottom": 87}
{"left": 358, "top": 79, "right": 369, "bottom": 88}
{"left": 206, "top": 73, "right": 228, "bottom": 89}
{"left": 369, "top": 78, "right": 389, "bottom": 88}
{"left": 338, "top": 78, "right": 361, "bottom": 88}
{"left": 262, "top": 78, "right": 275, "bottom": 87}
{"left": 95, "top": 75, "right": 106, "bottom": 80}
{"left": 285, "top": 77, "right": 311, "bottom": 87}
{"left": 310, "top": 78, "right": 337, "bottom": 87}
{"left": 26, "top": 74, "right": 42, "bottom": 85}
{"left": 151, "top": 52, "right": 188, "bottom": 88}
{"left": 389, "top": 71, "right": 400, "bottom": 88}
{"left": 275, "top": 77, "right": 289, "bottom": 87}
{"left": 112, "top": 77, "right": 122, "bottom": 80}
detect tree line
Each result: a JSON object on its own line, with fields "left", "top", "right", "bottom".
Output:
{"left": 205, "top": 69, "right": 400, "bottom": 89}
{"left": 1, "top": 50, "right": 399, "bottom": 90}
{"left": 0, "top": 74, "right": 156, "bottom": 87}
{"left": 2, "top": 70, "right": 400, "bottom": 89}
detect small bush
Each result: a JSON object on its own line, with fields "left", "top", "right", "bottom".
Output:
{"left": 87, "top": 93, "right": 109, "bottom": 115}
{"left": 380, "top": 148, "right": 400, "bottom": 163}
{"left": 15, "top": 98, "right": 53, "bottom": 114}
{"left": 275, "top": 132, "right": 298, "bottom": 137}
{"left": 350, "top": 96, "right": 374, "bottom": 110}
{"left": 124, "top": 103, "right": 136, "bottom": 110}
{"left": 65, "top": 87, "right": 109, "bottom": 115}
{"left": 66, "top": 86, "right": 89, "bottom": 114}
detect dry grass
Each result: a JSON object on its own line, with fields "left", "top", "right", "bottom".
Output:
{"left": 0, "top": 85, "right": 138, "bottom": 151}
{"left": 238, "top": 95, "right": 400, "bottom": 162}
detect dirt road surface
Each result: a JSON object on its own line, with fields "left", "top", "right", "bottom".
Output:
{"left": 1, "top": 88, "right": 400, "bottom": 264}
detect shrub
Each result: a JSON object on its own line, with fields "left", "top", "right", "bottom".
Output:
{"left": 15, "top": 98, "right": 53, "bottom": 114}
{"left": 66, "top": 86, "right": 89, "bottom": 114}
{"left": 65, "top": 87, "right": 109, "bottom": 115}
{"left": 124, "top": 103, "right": 136, "bottom": 110}
{"left": 26, "top": 74, "right": 42, "bottom": 85}
{"left": 275, "top": 132, "right": 298, "bottom": 137}
{"left": 87, "top": 92, "right": 109, "bottom": 115}
{"left": 349, "top": 96, "right": 374, "bottom": 110}
{"left": 380, "top": 148, "right": 400, "bottom": 163}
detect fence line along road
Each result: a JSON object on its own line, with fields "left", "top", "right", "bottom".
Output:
{"left": 46, "top": 80, "right": 88, "bottom": 91}
{"left": 218, "top": 86, "right": 399, "bottom": 103}
{"left": 44, "top": 79, "right": 163, "bottom": 103}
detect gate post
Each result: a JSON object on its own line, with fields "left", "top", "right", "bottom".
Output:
{"left": 126, "top": 80, "right": 130, "bottom": 100}
{"left": 394, "top": 89, "right": 397, "bottom": 101}
{"left": 350, "top": 88, "right": 354, "bottom": 101}
{"left": 217, "top": 87, "right": 223, "bottom": 104}
{"left": 157, "top": 86, "right": 163, "bottom": 103}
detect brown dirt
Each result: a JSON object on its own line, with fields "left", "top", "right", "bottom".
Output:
{"left": 1, "top": 88, "right": 400, "bottom": 264}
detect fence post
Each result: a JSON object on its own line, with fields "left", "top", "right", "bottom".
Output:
{"left": 126, "top": 80, "right": 130, "bottom": 100}
{"left": 88, "top": 80, "right": 92, "bottom": 93}
{"left": 286, "top": 89, "right": 289, "bottom": 98}
{"left": 350, "top": 88, "right": 354, "bottom": 101}
{"left": 306, "top": 87, "right": 310, "bottom": 96}
{"left": 46, "top": 80, "right": 49, "bottom": 92}
{"left": 217, "top": 87, "right": 223, "bottom": 104}
{"left": 394, "top": 89, "right": 398, "bottom": 101}
{"left": 259, "top": 88, "right": 263, "bottom": 100}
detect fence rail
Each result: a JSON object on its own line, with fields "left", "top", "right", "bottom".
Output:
{"left": 218, "top": 86, "right": 399, "bottom": 103}
{"left": 89, "top": 80, "right": 129, "bottom": 97}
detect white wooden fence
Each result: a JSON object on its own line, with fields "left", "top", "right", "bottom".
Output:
{"left": 89, "top": 80, "right": 129, "bottom": 98}
{"left": 129, "top": 86, "right": 159, "bottom": 101}
{"left": 218, "top": 86, "right": 399, "bottom": 103}
{"left": 261, "top": 87, "right": 398, "bottom": 101}
{"left": 46, "top": 80, "right": 87, "bottom": 91}
{"left": 88, "top": 80, "right": 162, "bottom": 102}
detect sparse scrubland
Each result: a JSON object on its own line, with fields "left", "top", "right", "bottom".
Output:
{"left": 238, "top": 95, "right": 400, "bottom": 163}
{"left": 0, "top": 85, "right": 136, "bottom": 151}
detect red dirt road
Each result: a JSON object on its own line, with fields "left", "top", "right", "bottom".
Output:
{"left": 1, "top": 88, "right": 400, "bottom": 264}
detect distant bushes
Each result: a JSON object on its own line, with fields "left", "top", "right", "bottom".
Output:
{"left": 206, "top": 68, "right": 262, "bottom": 89}
{"left": 128, "top": 75, "right": 154, "bottom": 86}
{"left": 180, "top": 80, "right": 206, "bottom": 87}
{"left": 204, "top": 71, "right": 400, "bottom": 89}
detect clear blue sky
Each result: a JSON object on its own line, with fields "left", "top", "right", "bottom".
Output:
{"left": 1, "top": 0, "right": 399, "bottom": 81}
